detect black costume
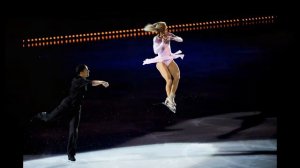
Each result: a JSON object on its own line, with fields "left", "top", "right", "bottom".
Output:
{"left": 37, "top": 76, "right": 92, "bottom": 159}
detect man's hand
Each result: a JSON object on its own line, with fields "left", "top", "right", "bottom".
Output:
{"left": 102, "top": 81, "right": 109, "bottom": 88}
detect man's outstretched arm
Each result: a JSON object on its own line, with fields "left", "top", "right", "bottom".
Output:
{"left": 92, "top": 80, "right": 109, "bottom": 87}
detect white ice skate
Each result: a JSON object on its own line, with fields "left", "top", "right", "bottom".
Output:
{"left": 162, "top": 98, "right": 176, "bottom": 113}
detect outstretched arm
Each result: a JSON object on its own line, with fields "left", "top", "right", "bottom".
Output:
{"left": 92, "top": 80, "right": 109, "bottom": 87}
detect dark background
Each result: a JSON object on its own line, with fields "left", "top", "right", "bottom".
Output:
{"left": 5, "top": 7, "right": 292, "bottom": 167}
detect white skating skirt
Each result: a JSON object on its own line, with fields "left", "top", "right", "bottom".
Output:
{"left": 143, "top": 50, "right": 184, "bottom": 65}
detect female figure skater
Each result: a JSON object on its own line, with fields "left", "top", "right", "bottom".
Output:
{"left": 143, "top": 21, "right": 184, "bottom": 113}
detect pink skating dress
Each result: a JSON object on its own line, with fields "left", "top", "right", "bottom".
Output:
{"left": 143, "top": 32, "right": 184, "bottom": 66}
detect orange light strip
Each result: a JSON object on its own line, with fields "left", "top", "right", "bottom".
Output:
{"left": 22, "top": 16, "right": 276, "bottom": 48}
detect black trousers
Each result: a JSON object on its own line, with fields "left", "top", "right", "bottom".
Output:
{"left": 43, "top": 98, "right": 82, "bottom": 156}
{"left": 67, "top": 106, "right": 81, "bottom": 157}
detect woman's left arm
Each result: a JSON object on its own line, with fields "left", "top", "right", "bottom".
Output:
{"left": 170, "top": 33, "right": 183, "bottom": 42}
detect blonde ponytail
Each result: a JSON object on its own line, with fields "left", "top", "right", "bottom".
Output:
{"left": 143, "top": 23, "right": 158, "bottom": 33}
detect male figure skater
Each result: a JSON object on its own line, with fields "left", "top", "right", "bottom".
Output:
{"left": 32, "top": 64, "right": 109, "bottom": 161}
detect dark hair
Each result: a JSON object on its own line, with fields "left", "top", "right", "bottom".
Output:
{"left": 76, "top": 64, "right": 87, "bottom": 75}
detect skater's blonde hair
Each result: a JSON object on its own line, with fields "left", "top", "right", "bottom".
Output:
{"left": 143, "top": 21, "right": 167, "bottom": 33}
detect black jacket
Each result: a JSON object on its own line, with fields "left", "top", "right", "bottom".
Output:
{"left": 65, "top": 76, "right": 92, "bottom": 106}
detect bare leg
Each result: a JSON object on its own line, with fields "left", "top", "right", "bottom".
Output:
{"left": 156, "top": 62, "right": 173, "bottom": 97}
{"left": 167, "top": 60, "right": 180, "bottom": 95}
